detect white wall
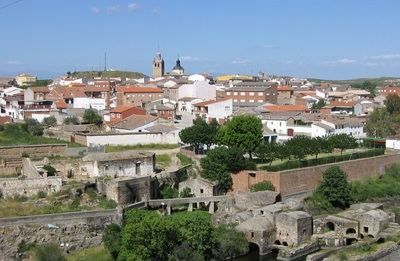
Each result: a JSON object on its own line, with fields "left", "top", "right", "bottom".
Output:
{"left": 386, "top": 140, "right": 400, "bottom": 150}
{"left": 263, "top": 119, "right": 288, "bottom": 135}
{"left": 207, "top": 99, "right": 233, "bottom": 121}
{"left": 178, "top": 81, "right": 216, "bottom": 100}
{"left": 84, "top": 132, "right": 180, "bottom": 147}
{"left": 73, "top": 97, "right": 105, "bottom": 110}
{"left": 113, "top": 120, "right": 157, "bottom": 133}
{"left": 32, "top": 113, "right": 51, "bottom": 123}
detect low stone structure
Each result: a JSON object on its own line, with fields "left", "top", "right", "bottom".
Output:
{"left": 0, "top": 144, "right": 67, "bottom": 158}
{"left": 81, "top": 151, "right": 155, "bottom": 178}
{"left": 178, "top": 177, "right": 220, "bottom": 197}
{"left": 275, "top": 211, "right": 313, "bottom": 247}
{"left": 0, "top": 176, "right": 62, "bottom": 198}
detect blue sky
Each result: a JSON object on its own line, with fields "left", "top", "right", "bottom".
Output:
{"left": 0, "top": 0, "right": 399, "bottom": 79}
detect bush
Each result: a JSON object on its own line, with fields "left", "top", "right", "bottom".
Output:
{"left": 213, "top": 225, "right": 249, "bottom": 260}
{"left": 179, "top": 187, "right": 193, "bottom": 198}
{"left": 176, "top": 153, "right": 194, "bottom": 166}
{"left": 37, "top": 191, "right": 47, "bottom": 199}
{"left": 25, "top": 119, "right": 44, "bottom": 136}
{"left": 161, "top": 186, "right": 179, "bottom": 199}
{"left": 250, "top": 181, "right": 275, "bottom": 192}
{"left": 43, "top": 164, "right": 57, "bottom": 176}
{"left": 64, "top": 116, "right": 79, "bottom": 125}
{"left": 42, "top": 116, "right": 57, "bottom": 127}
{"left": 102, "top": 223, "right": 121, "bottom": 260}
{"left": 83, "top": 108, "right": 102, "bottom": 125}
{"left": 99, "top": 197, "right": 117, "bottom": 209}
{"left": 33, "top": 244, "right": 66, "bottom": 261}
{"left": 317, "top": 166, "right": 351, "bottom": 209}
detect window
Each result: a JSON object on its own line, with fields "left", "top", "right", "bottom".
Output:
{"left": 258, "top": 99, "right": 263, "bottom": 102}
{"left": 364, "top": 227, "right": 369, "bottom": 233}
{"left": 240, "top": 92, "right": 245, "bottom": 96}
{"left": 249, "top": 92, "right": 254, "bottom": 96}
{"left": 240, "top": 99, "right": 245, "bottom": 102}
{"left": 226, "top": 92, "right": 231, "bottom": 95}
{"left": 225, "top": 106, "right": 230, "bottom": 112}
{"left": 234, "top": 99, "right": 238, "bottom": 102}
{"left": 234, "top": 92, "right": 238, "bottom": 95}
{"left": 258, "top": 92, "right": 263, "bottom": 96}
{"left": 200, "top": 189, "right": 204, "bottom": 193}
{"left": 251, "top": 232, "right": 254, "bottom": 238}
{"left": 249, "top": 99, "right": 254, "bottom": 102}
{"left": 266, "top": 93, "right": 270, "bottom": 95}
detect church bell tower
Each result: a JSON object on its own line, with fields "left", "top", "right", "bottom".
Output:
{"left": 152, "top": 52, "right": 165, "bottom": 78}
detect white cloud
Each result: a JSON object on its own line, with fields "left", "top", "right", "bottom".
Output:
{"left": 128, "top": 3, "right": 140, "bottom": 11}
{"left": 324, "top": 58, "right": 356, "bottom": 65}
{"left": 365, "top": 62, "right": 379, "bottom": 67}
{"left": 261, "top": 44, "right": 275, "bottom": 49}
{"left": 368, "top": 54, "right": 400, "bottom": 60}
{"left": 232, "top": 58, "right": 251, "bottom": 65}
{"left": 6, "top": 60, "right": 22, "bottom": 65}
{"left": 91, "top": 6, "right": 101, "bottom": 14}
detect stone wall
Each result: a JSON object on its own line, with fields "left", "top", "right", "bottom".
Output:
{"left": 0, "top": 176, "right": 62, "bottom": 198}
{"left": 232, "top": 154, "right": 400, "bottom": 197}
{"left": 0, "top": 144, "right": 67, "bottom": 158}
{"left": 0, "top": 210, "right": 120, "bottom": 259}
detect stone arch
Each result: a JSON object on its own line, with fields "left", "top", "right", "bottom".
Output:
{"left": 346, "top": 228, "right": 356, "bottom": 234}
{"left": 274, "top": 240, "right": 281, "bottom": 245}
{"left": 346, "top": 238, "right": 357, "bottom": 245}
{"left": 248, "top": 242, "right": 260, "bottom": 253}
{"left": 368, "top": 234, "right": 375, "bottom": 239}
{"left": 282, "top": 241, "right": 288, "bottom": 246}
{"left": 325, "top": 222, "right": 335, "bottom": 232}
{"left": 377, "top": 238, "right": 385, "bottom": 244}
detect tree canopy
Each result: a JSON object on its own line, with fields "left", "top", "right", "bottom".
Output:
{"left": 179, "top": 118, "right": 219, "bottom": 152}
{"left": 217, "top": 115, "right": 263, "bottom": 159}
{"left": 328, "top": 134, "right": 357, "bottom": 155}
{"left": 83, "top": 108, "right": 102, "bottom": 125}
{"left": 250, "top": 181, "right": 275, "bottom": 192}
{"left": 384, "top": 94, "right": 400, "bottom": 115}
{"left": 316, "top": 166, "right": 352, "bottom": 209}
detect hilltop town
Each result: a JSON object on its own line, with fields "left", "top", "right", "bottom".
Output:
{"left": 1, "top": 53, "right": 400, "bottom": 261}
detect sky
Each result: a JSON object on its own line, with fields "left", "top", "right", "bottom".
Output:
{"left": 0, "top": 0, "right": 400, "bottom": 80}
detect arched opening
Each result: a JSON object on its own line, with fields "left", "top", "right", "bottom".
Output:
{"left": 360, "top": 234, "right": 364, "bottom": 239}
{"left": 248, "top": 242, "right": 260, "bottom": 253}
{"left": 346, "top": 238, "right": 357, "bottom": 245}
{"left": 325, "top": 222, "right": 335, "bottom": 232}
{"left": 368, "top": 234, "right": 375, "bottom": 239}
{"left": 282, "top": 242, "right": 288, "bottom": 246}
{"left": 346, "top": 228, "right": 356, "bottom": 234}
{"left": 377, "top": 238, "right": 385, "bottom": 244}
{"left": 274, "top": 240, "right": 281, "bottom": 245}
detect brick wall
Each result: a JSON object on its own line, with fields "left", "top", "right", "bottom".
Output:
{"left": 232, "top": 154, "right": 400, "bottom": 197}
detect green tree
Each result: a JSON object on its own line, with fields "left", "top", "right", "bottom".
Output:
{"left": 250, "top": 180, "right": 275, "bottom": 192}
{"left": 213, "top": 225, "right": 249, "bottom": 260}
{"left": 179, "top": 187, "right": 193, "bottom": 198}
{"left": 309, "top": 137, "right": 331, "bottom": 159}
{"left": 311, "top": 99, "right": 327, "bottom": 110}
{"left": 328, "top": 134, "right": 358, "bottom": 155}
{"left": 43, "top": 164, "right": 57, "bottom": 176}
{"left": 42, "top": 116, "right": 57, "bottom": 127}
{"left": 25, "top": 119, "right": 44, "bottom": 136}
{"left": 161, "top": 186, "right": 179, "bottom": 199}
{"left": 83, "top": 108, "right": 102, "bottom": 125}
{"left": 254, "top": 142, "right": 277, "bottom": 164}
{"left": 200, "top": 147, "right": 254, "bottom": 191}
{"left": 217, "top": 115, "right": 263, "bottom": 159}
{"left": 317, "top": 166, "right": 351, "bottom": 209}
{"left": 174, "top": 243, "right": 204, "bottom": 261}
{"left": 179, "top": 118, "right": 219, "bottom": 153}
{"left": 33, "top": 244, "right": 66, "bottom": 261}
{"left": 63, "top": 116, "right": 80, "bottom": 125}
{"left": 365, "top": 108, "right": 396, "bottom": 138}
{"left": 384, "top": 94, "right": 400, "bottom": 115}
{"left": 103, "top": 223, "right": 121, "bottom": 260}
{"left": 352, "top": 81, "right": 377, "bottom": 97}
{"left": 285, "top": 135, "right": 312, "bottom": 159}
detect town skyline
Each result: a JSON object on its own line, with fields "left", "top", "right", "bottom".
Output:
{"left": 1, "top": 0, "right": 400, "bottom": 79}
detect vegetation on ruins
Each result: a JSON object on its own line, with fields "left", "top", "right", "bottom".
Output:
{"left": 42, "top": 116, "right": 57, "bottom": 127}
{"left": 160, "top": 186, "right": 179, "bottom": 199}
{"left": 216, "top": 115, "right": 263, "bottom": 159}
{"left": 105, "top": 143, "right": 179, "bottom": 152}
{"left": 366, "top": 94, "right": 400, "bottom": 138}
{"left": 67, "top": 246, "right": 113, "bottom": 261}
{"left": 250, "top": 181, "right": 276, "bottom": 192}
{"left": 32, "top": 243, "right": 66, "bottom": 261}
{"left": 102, "top": 223, "right": 121, "bottom": 260}
{"left": 83, "top": 108, "right": 102, "bottom": 125}
{"left": 111, "top": 209, "right": 248, "bottom": 261}
{"left": 63, "top": 116, "right": 80, "bottom": 125}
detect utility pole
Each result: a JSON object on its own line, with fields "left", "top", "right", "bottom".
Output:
{"left": 104, "top": 52, "right": 107, "bottom": 72}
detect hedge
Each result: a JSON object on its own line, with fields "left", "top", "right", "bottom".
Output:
{"left": 261, "top": 149, "right": 385, "bottom": 172}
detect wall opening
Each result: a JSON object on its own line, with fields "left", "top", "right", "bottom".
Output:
{"left": 363, "top": 226, "right": 369, "bottom": 233}
{"left": 346, "top": 238, "right": 357, "bottom": 245}
{"left": 251, "top": 232, "right": 254, "bottom": 238}
{"left": 274, "top": 240, "right": 281, "bottom": 245}
{"left": 377, "top": 238, "right": 385, "bottom": 244}
{"left": 325, "top": 222, "right": 335, "bottom": 232}
{"left": 282, "top": 242, "right": 288, "bottom": 246}
{"left": 346, "top": 228, "right": 356, "bottom": 234}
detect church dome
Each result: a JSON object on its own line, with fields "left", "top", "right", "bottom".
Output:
{"left": 173, "top": 58, "right": 184, "bottom": 70}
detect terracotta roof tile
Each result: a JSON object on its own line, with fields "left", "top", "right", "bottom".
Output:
{"left": 117, "top": 85, "right": 163, "bottom": 94}
{"left": 111, "top": 105, "right": 146, "bottom": 114}
{"left": 194, "top": 98, "right": 231, "bottom": 107}
{"left": 264, "top": 104, "right": 308, "bottom": 112}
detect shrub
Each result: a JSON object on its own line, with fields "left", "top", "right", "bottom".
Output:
{"left": 63, "top": 116, "right": 79, "bottom": 125}
{"left": 103, "top": 223, "right": 121, "bottom": 260}
{"left": 250, "top": 181, "right": 275, "bottom": 192}
{"left": 37, "top": 191, "right": 47, "bottom": 199}
{"left": 43, "top": 164, "right": 57, "bottom": 176}
{"left": 317, "top": 166, "right": 351, "bottom": 209}
{"left": 33, "top": 244, "right": 66, "bottom": 261}
{"left": 179, "top": 187, "right": 193, "bottom": 198}
{"left": 176, "top": 153, "right": 194, "bottom": 166}
{"left": 42, "top": 116, "right": 57, "bottom": 127}
{"left": 161, "top": 186, "right": 179, "bottom": 199}
{"left": 99, "top": 197, "right": 117, "bottom": 209}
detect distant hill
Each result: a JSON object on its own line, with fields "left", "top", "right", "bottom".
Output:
{"left": 307, "top": 77, "right": 400, "bottom": 86}
{"left": 70, "top": 70, "right": 147, "bottom": 79}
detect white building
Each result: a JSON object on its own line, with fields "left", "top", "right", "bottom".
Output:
{"left": 188, "top": 74, "right": 208, "bottom": 82}
{"left": 177, "top": 97, "right": 203, "bottom": 113}
{"left": 178, "top": 81, "right": 216, "bottom": 101}
{"left": 193, "top": 98, "right": 233, "bottom": 124}
{"left": 73, "top": 97, "right": 106, "bottom": 110}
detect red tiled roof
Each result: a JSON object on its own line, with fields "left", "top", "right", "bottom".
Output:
{"left": 62, "top": 87, "right": 86, "bottom": 98}
{"left": 277, "top": 85, "right": 294, "bottom": 91}
{"left": 111, "top": 105, "right": 146, "bottom": 114}
{"left": 55, "top": 99, "right": 68, "bottom": 109}
{"left": 84, "top": 86, "right": 111, "bottom": 92}
{"left": 0, "top": 116, "right": 11, "bottom": 125}
{"left": 264, "top": 104, "right": 308, "bottom": 112}
{"left": 30, "top": 86, "right": 50, "bottom": 93}
{"left": 117, "top": 86, "right": 163, "bottom": 94}
{"left": 329, "top": 101, "right": 356, "bottom": 107}
{"left": 194, "top": 98, "right": 231, "bottom": 107}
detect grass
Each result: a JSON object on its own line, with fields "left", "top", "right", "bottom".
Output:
{"left": 156, "top": 154, "right": 172, "bottom": 168}
{"left": 67, "top": 246, "right": 113, "bottom": 261}
{"left": 0, "top": 130, "right": 82, "bottom": 147}
{"left": 105, "top": 143, "right": 179, "bottom": 152}
{"left": 0, "top": 186, "right": 117, "bottom": 218}
{"left": 176, "top": 152, "right": 194, "bottom": 166}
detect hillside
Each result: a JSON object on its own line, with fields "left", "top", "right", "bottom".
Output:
{"left": 307, "top": 77, "right": 400, "bottom": 86}
{"left": 70, "top": 70, "right": 147, "bottom": 79}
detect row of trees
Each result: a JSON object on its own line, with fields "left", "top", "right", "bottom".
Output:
{"left": 103, "top": 210, "right": 249, "bottom": 261}
{"left": 255, "top": 133, "right": 358, "bottom": 164}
